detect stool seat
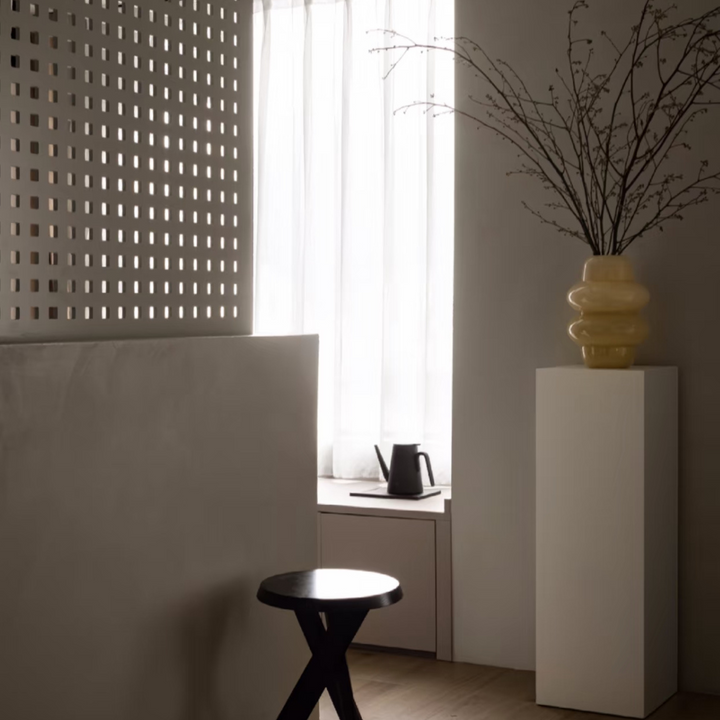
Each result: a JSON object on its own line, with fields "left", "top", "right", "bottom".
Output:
{"left": 257, "top": 568, "right": 403, "bottom": 720}
{"left": 257, "top": 568, "right": 403, "bottom": 612}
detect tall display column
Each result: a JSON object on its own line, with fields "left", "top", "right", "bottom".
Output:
{"left": 536, "top": 367, "right": 678, "bottom": 719}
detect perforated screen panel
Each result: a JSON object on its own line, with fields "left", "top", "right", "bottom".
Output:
{"left": 0, "top": 0, "right": 252, "bottom": 340}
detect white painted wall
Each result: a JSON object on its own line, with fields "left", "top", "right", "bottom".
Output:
{"left": 452, "top": 0, "right": 720, "bottom": 694}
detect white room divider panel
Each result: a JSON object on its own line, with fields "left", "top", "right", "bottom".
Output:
{"left": 0, "top": 0, "right": 252, "bottom": 339}
{"left": 0, "top": 335, "right": 319, "bottom": 720}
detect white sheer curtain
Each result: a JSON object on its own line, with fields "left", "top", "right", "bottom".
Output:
{"left": 253, "top": 0, "right": 454, "bottom": 482}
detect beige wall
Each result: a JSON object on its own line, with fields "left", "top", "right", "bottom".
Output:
{"left": 452, "top": 0, "right": 720, "bottom": 694}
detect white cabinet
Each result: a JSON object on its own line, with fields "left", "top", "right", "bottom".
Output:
{"left": 320, "top": 514, "right": 436, "bottom": 652}
{"left": 317, "top": 479, "right": 452, "bottom": 659}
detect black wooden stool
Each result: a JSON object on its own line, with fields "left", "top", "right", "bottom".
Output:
{"left": 257, "top": 568, "right": 403, "bottom": 720}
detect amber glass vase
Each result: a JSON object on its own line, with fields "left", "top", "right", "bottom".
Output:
{"left": 567, "top": 256, "right": 650, "bottom": 369}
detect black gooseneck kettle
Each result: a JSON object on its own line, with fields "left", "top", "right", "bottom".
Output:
{"left": 374, "top": 444, "right": 436, "bottom": 496}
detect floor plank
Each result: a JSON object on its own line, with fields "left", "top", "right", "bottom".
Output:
{"left": 320, "top": 650, "right": 720, "bottom": 720}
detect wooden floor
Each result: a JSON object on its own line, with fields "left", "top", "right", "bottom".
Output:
{"left": 320, "top": 650, "right": 720, "bottom": 720}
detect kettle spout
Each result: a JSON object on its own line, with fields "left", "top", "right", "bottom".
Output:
{"left": 374, "top": 445, "right": 390, "bottom": 482}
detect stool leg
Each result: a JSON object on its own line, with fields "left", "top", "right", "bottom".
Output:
{"left": 296, "top": 611, "right": 352, "bottom": 719}
{"left": 276, "top": 609, "right": 367, "bottom": 720}
{"left": 326, "top": 613, "right": 363, "bottom": 720}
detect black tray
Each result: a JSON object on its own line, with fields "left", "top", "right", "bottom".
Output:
{"left": 349, "top": 486, "right": 441, "bottom": 501}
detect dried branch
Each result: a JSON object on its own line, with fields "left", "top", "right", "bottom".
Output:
{"left": 373, "top": 0, "right": 720, "bottom": 255}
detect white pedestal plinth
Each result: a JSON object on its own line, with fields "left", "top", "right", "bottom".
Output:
{"left": 536, "top": 367, "right": 678, "bottom": 718}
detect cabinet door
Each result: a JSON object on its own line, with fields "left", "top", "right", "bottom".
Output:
{"left": 319, "top": 513, "right": 436, "bottom": 652}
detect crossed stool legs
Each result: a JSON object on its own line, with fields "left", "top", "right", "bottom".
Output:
{"left": 276, "top": 610, "right": 367, "bottom": 720}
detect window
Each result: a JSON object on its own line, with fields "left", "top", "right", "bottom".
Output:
{"left": 253, "top": 0, "right": 454, "bottom": 482}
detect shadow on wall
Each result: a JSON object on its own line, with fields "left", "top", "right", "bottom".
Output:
{"left": 452, "top": 0, "right": 720, "bottom": 694}
{"left": 634, "top": 210, "right": 720, "bottom": 695}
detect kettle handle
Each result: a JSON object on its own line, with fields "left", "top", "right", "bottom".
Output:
{"left": 415, "top": 452, "right": 436, "bottom": 487}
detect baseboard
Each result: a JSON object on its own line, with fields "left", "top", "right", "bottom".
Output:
{"left": 351, "top": 643, "right": 436, "bottom": 660}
